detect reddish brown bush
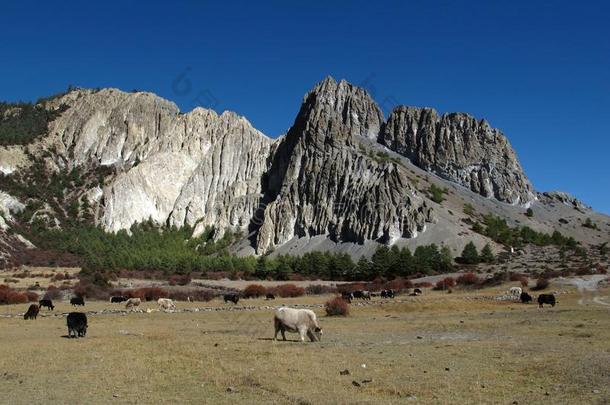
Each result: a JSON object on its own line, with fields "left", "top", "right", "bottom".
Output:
{"left": 52, "top": 273, "right": 65, "bottom": 282}
{"left": 270, "top": 284, "right": 305, "bottom": 298}
{"left": 337, "top": 282, "right": 365, "bottom": 293}
{"left": 0, "top": 286, "right": 28, "bottom": 304}
{"left": 167, "top": 289, "right": 216, "bottom": 302}
{"left": 26, "top": 291, "right": 39, "bottom": 302}
{"left": 123, "top": 289, "right": 146, "bottom": 300}
{"left": 137, "top": 287, "right": 168, "bottom": 301}
{"left": 414, "top": 282, "right": 433, "bottom": 288}
{"left": 325, "top": 297, "right": 349, "bottom": 316}
{"left": 306, "top": 284, "right": 338, "bottom": 295}
{"left": 433, "top": 277, "right": 456, "bottom": 290}
{"left": 168, "top": 274, "right": 192, "bottom": 286}
{"left": 6, "top": 291, "right": 28, "bottom": 304}
{"left": 475, "top": 272, "right": 505, "bottom": 288}
{"left": 456, "top": 273, "right": 480, "bottom": 286}
{"left": 44, "top": 285, "right": 62, "bottom": 300}
{"left": 243, "top": 284, "right": 267, "bottom": 298}
{"left": 73, "top": 280, "right": 109, "bottom": 300}
{"left": 532, "top": 278, "right": 550, "bottom": 291}
{"left": 386, "top": 278, "right": 413, "bottom": 292}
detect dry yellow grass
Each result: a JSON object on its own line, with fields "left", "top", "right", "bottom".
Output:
{"left": 1, "top": 267, "right": 79, "bottom": 289}
{"left": 0, "top": 287, "right": 609, "bottom": 404}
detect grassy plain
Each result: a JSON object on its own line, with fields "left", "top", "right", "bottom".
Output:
{"left": 0, "top": 287, "right": 609, "bottom": 404}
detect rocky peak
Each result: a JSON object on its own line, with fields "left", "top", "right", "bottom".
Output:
{"left": 291, "top": 76, "right": 384, "bottom": 145}
{"left": 380, "top": 105, "right": 535, "bottom": 205}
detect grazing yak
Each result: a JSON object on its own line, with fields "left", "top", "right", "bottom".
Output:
{"left": 39, "top": 299, "right": 54, "bottom": 311}
{"left": 341, "top": 292, "right": 353, "bottom": 303}
{"left": 352, "top": 290, "right": 371, "bottom": 300}
{"left": 158, "top": 298, "right": 176, "bottom": 312}
{"left": 413, "top": 288, "right": 422, "bottom": 295}
{"left": 538, "top": 294, "right": 556, "bottom": 308}
{"left": 110, "top": 296, "right": 127, "bottom": 303}
{"left": 125, "top": 298, "right": 141, "bottom": 309}
{"left": 224, "top": 294, "right": 240, "bottom": 304}
{"left": 274, "top": 307, "right": 322, "bottom": 342}
{"left": 24, "top": 304, "right": 39, "bottom": 320}
{"left": 266, "top": 293, "right": 275, "bottom": 300}
{"left": 520, "top": 292, "right": 533, "bottom": 304}
{"left": 509, "top": 287, "right": 523, "bottom": 298}
{"left": 67, "top": 312, "right": 88, "bottom": 338}
{"left": 70, "top": 296, "right": 85, "bottom": 306}
{"left": 381, "top": 289, "right": 395, "bottom": 298}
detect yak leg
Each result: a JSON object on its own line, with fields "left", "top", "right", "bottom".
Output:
{"left": 299, "top": 326, "right": 308, "bottom": 342}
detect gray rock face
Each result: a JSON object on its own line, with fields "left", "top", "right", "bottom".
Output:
{"left": 538, "top": 191, "right": 590, "bottom": 211}
{"left": 380, "top": 106, "right": 534, "bottom": 205}
{"left": 255, "top": 78, "right": 433, "bottom": 253}
{"left": 41, "top": 89, "right": 272, "bottom": 237}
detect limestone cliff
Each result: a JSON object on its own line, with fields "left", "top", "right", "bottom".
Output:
{"left": 40, "top": 89, "right": 272, "bottom": 236}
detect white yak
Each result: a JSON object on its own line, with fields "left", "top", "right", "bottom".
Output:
{"left": 125, "top": 297, "right": 141, "bottom": 309}
{"left": 273, "top": 307, "right": 322, "bottom": 342}
{"left": 158, "top": 298, "right": 176, "bottom": 312}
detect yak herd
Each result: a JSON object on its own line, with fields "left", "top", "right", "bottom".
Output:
{"left": 18, "top": 284, "right": 557, "bottom": 342}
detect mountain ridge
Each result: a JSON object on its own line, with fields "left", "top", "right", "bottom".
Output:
{"left": 0, "top": 77, "right": 607, "bottom": 266}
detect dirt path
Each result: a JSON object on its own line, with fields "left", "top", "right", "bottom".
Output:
{"left": 555, "top": 275, "right": 610, "bottom": 306}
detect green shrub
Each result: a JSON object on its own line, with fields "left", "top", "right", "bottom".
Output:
{"left": 460, "top": 242, "right": 480, "bottom": 264}
{"left": 428, "top": 183, "right": 446, "bottom": 204}
{"left": 583, "top": 218, "right": 599, "bottom": 230}
{"left": 480, "top": 244, "right": 495, "bottom": 263}
{"left": 0, "top": 101, "right": 68, "bottom": 145}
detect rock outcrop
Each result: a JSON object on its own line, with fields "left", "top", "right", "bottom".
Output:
{"left": 41, "top": 89, "right": 272, "bottom": 236}
{"left": 538, "top": 191, "right": 590, "bottom": 211}
{"left": 380, "top": 106, "right": 534, "bottom": 205}
{"left": 255, "top": 78, "right": 432, "bottom": 253}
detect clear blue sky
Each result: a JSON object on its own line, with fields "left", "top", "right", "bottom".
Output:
{"left": 1, "top": 1, "right": 609, "bottom": 213}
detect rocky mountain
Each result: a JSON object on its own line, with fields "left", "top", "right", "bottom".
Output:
{"left": 0, "top": 77, "right": 608, "bottom": 266}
